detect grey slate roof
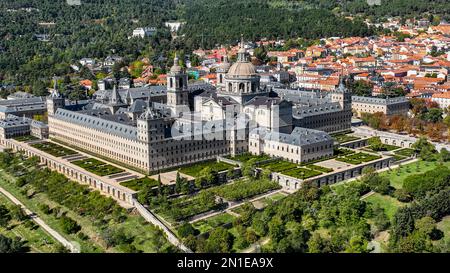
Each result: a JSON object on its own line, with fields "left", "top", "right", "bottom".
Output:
{"left": 352, "top": 96, "right": 409, "bottom": 105}
{"left": 251, "top": 127, "right": 332, "bottom": 147}
{"left": 0, "top": 97, "right": 47, "bottom": 113}
{"left": 54, "top": 108, "right": 138, "bottom": 139}
{"left": 293, "top": 102, "right": 343, "bottom": 118}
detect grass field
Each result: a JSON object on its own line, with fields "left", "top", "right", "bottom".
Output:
{"left": 381, "top": 160, "right": 450, "bottom": 189}
{"left": 192, "top": 213, "right": 236, "bottom": 235}
{"left": 365, "top": 193, "right": 406, "bottom": 220}
{"left": 0, "top": 193, "right": 61, "bottom": 253}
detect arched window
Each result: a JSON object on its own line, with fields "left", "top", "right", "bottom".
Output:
{"left": 239, "top": 83, "right": 245, "bottom": 92}
{"left": 179, "top": 78, "right": 183, "bottom": 89}
{"left": 228, "top": 82, "right": 233, "bottom": 92}
{"left": 219, "top": 74, "right": 223, "bottom": 84}
{"left": 169, "top": 78, "right": 174, "bottom": 88}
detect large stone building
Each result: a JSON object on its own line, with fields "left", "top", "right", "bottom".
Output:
{"left": 352, "top": 96, "right": 410, "bottom": 117}
{"left": 0, "top": 96, "right": 47, "bottom": 119}
{"left": 45, "top": 38, "right": 352, "bottom": 174}
{"left": 0, "top": 114, "right": 48, "bottom": 140}
{"left": 249, "top": 127, "right": 334, "bottom": 164}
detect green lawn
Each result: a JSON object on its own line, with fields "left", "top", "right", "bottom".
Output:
{"left": 365, "top": 193, "right": 406, "bottom": 220}
{"left": 394, "top": 148, "right": 416, "bottom": 157}
{"left": 381, "top": 160, "right": 450, "bottom": 189}
{"left": 333, "top": 134, "right": 360, "bottom": 144}
{"left": 31, "top": 142, "right": 77, "bottom": 158}
{"left": 192, "top": 213, "right": 236, "bottom": 234}
{"left": 436, "top": 216, "right": 450, "bottom": 240}
{"left": 281, "top": 167, "right": 322, "bottom": 180}
{"left": 179, "top": 161, "right": 236, "bottom": 177}
{"left": 121, "top": 177, "right": 159, "bottom": 191}
{"left": 306, "top": 164, "right": 334, "bottom": 173}
{"left": 0, "top": 193, "right": 61, "bottom": 253}
{"left": 71, "top": 158, "right": 124, "bottom": 177}
{"left": 266, "top": 192, "right": 287, "bottom": 202}
{"left": 336, "top": 152, "right": 381, "bottom": 165}
{"left": 259, "top": 161, "right": 299, "bottom": 172}
{"left": 14, "top": 135, "right": 39, "bottom": 142}
{"left": 226, "top": 153, "right": 271, "bottom": 163}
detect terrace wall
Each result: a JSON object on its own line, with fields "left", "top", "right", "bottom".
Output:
{"left": 272, "top": 157, "right": 393, "bottom": 191}
{"left": 0, "top": 138, "right": 137, "bottom": 205}
{"left": 340, "top": 138, "right": 369, "bottom": 149}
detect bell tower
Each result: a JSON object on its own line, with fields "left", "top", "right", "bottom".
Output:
{"left": 167, "top": 54, "right": 189, "bottom": 116}
{"left": 47, "top": 76, "right": 65, "bottom": 116}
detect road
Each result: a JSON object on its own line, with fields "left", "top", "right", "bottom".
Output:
{"left": 0, "top": 185, "right": 80, "bottom": 253}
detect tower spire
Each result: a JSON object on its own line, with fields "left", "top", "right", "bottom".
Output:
{"left": 110, "top": 83, "right": 123, "bottom": 105}
{"left": 237, "top": 34, "right": 247, "bottom": 62}
{"left": 50, "top": 75, "right": 61, "bottom": 98}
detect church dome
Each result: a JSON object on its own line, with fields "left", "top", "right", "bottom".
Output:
{"left": 227, "top": 61, "right": 256, "bottom": 77}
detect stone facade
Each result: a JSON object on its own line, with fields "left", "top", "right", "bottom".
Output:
{"left": 352, "top": 96, "right": 410, "bottom": 117}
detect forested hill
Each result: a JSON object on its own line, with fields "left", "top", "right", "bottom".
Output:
{"left": 340, "top": 0, "right": 450, "bottom": 21}
{"left": 0, "top": 0, "right": 177, "bottom": 85}
{"left": 178, "top": 0, "right": 373, "bottom": 49}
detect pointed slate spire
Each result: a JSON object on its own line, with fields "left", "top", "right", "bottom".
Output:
{"left": 50, "top": 76, "right": 61, "bottom": 98}
{"left": 110, "top": 84, "right": 123, "bottom": 105}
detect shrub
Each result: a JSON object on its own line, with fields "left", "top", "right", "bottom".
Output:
{"left": 394, "top": 189, "right": 412, "bottom": 203}
{"left": 177, "top": 222, "right": 198, "bottom": 238}
{"left": 59, "top": 215, "right": 81, "bottom": 234}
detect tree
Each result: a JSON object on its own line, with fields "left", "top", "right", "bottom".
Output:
{"left": 0, "top": 235, "right": 26, "bottom": 253}
{"left": 0, "top": 205, "right": 11, "bottom": 227}
{"left": 368, "top": 137, "right": 384, "bottom": 151}
{"left": 9, "top": 205, "right": 27, "bottom": 222}
{"left": 177, "top": 223, "right": 197, "bottom": 238}
{"left": 345, "top": 235, "right": 369, "bottom": 253}
{"left": 411, "top": 137, "right": 436, "bottom": 160}
{"left": 59, "top": 215, "right": 81, "bottom": 234}
{"left": 422, "top": 108, "right": 443, "bottom": 123}
{"left": 268, "top": 216, "right": 285, "bottom": 243}
{"left": 391, "top": 207, "right": 415, "bottom": 242}
{"left": 350, "top": 80, "right": 373, "bottom": 97}
{"left": 204, "top": 227, "right": 233, "bottom": 253}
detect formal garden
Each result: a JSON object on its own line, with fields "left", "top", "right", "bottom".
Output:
{"left": 336, "top": 152, "right": 382, "bottom": 165}
{"left": 211, "top": 178, "right": 281, "bottom": 202}
{"left": 178, "top": 161, "right": 237, "bottom": 177}
{"left": 281, "top": 167, "right": 322, "bottom": 180}
{"left": 31, "top": 142, "right": 77, "bottom": 158}
{"left": 225, "top": 153, "right": 271, "bottom": 163}
{"left": 13, "top": 135, "right": 39, "bottom": 142}
{"left": 71, "top": 158, "right": 124, "bottom": 177}
{"left": 120, "top": 177, "right": 159, "bottom": 191}
{"left": 332, "top": 133, "right": 360, "bottom": 144}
